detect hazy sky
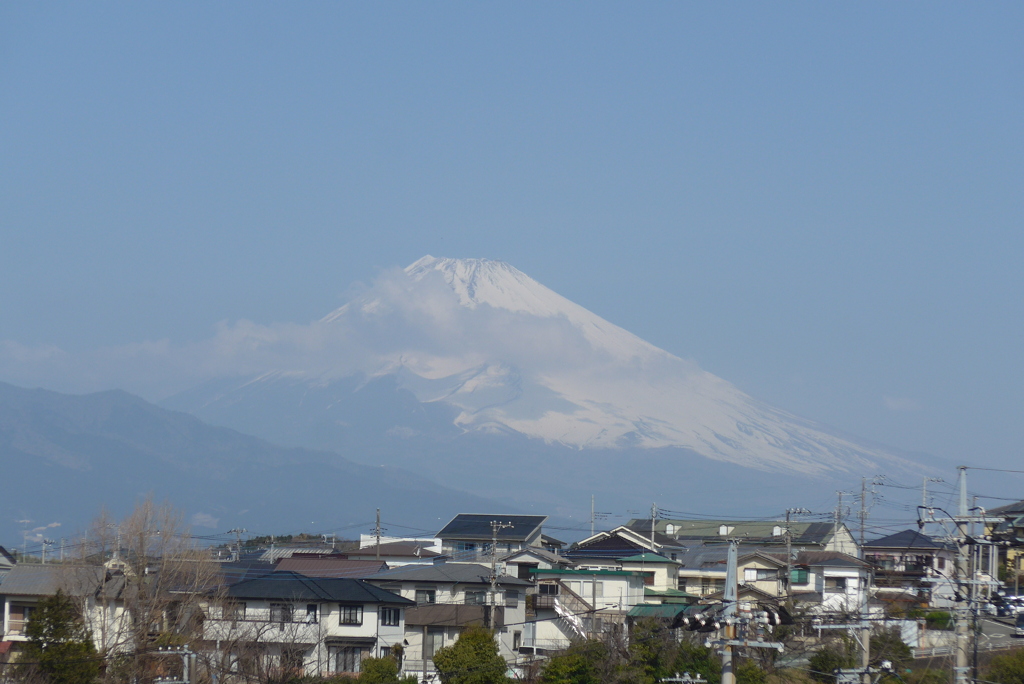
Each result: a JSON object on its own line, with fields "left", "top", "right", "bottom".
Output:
{"left": 2, "top": 4, "right": 1022, "bottom": 472}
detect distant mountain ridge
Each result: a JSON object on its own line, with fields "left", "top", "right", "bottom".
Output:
{"left": 0, "top": 381, "right": 510, "bottom": 544}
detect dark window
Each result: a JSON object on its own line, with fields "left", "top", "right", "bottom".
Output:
{"left": 223, "top": 601, "right": 246, "bottom": 621}
{"left": 270, "top": 603, "right": 293, "bottom": 624}
{"left": 415, "top": 589, "right": 436, "bottom": 604}
{"left": 380, "top": 607, "right": 400, "bottom": 626}
{"left": 504, "top": 590, "right": 521, "bottom": 607}
{"left": 465, "top": 590, "right": 487, "bottom": 605}
{"left": 282, "top": 648, "right": 304, "bottom": 674}
{"left": 306, "top": 604, "right": 318, "bottom": 623}
{"left": 339, "top": 605, "right": 363, "bottom": 625}
{"left": 518, "top": 563, "right": 538, "bottom": 580}
{"left": 331, "top": 646, "right": 368, "bottom": 673}
{"left": 424, "top": 628, "right": 444, "bottom": 659}
{"left": 380, "top": 647, "right": 392, "bottom": 659}
{"left": 539, "top": 583, "right": 559, "bottom": 595}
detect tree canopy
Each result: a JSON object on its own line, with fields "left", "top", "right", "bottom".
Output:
{"left": 19, "top": 590, "right": 100, "bottom": 684}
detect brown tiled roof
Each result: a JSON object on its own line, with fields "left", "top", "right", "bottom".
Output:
{"left": 276, "top": 557, "right": 387, "bottom": 578}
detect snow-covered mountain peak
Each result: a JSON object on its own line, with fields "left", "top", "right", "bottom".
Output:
{"left": 403, "top": 255, "right": 666, "bottom": 362}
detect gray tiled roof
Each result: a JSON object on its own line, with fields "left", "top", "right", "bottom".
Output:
{"left": 0, "top": 564, "right": 106, "bottom": 596}
{"left": 365, "top": 563, "right": 532, "bottom": 586}
{"left": 864, "top": 530, "right": 950, "bottom": 551}
{"left": 226, "top": 571, "right": 413, "bottom": 604}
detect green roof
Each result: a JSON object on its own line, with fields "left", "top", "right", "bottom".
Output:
{"left": 627, "top": 604, "right": 690, "bottom": 619}
{"left": 530, "top": 568, "right": 640, "bottom": 577}
{"left": 619, "top": 553, "right": 677, "bottom": 563}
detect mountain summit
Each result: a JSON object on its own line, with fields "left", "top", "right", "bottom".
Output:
{"left": 168, "top": 256, "right": 919, "bottom": 486}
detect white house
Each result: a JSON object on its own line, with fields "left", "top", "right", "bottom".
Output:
{"left": 527, "top": 567, "right": 646, "bottom": 654}
{"left": 364, "top": 562, "right": 531, "bottom": 679}
{"left": 204, "top": 570, "right": 413, "bottom": 679}
{"left": 0, "top": 564, "right": 130, "bottom": 659}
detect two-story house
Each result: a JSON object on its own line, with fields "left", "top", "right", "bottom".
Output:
{"left": 437, "top": 514, "right": 548, "bottom": 562}
{"left": 363, "top": 562, "right": 531, "bottom": 679}
{"left": 1, "top": 564, "right": 129, "bottom": 660}
{"left": 863, "top": 530, "right": 956, "bottom": 608}
{"left": 527, "top": 567, "right": 646, "bottom": 653}
{"left": 205, "top": 570, "right": 413, "bottom": 679}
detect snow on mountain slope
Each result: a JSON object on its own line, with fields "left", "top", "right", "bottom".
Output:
{"left": 303, "top": 256, "right": 913, "bottom": 476}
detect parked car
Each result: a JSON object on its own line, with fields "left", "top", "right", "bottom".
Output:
{"left": 1015, "top": 612, "right": 1024, "bottom": 638}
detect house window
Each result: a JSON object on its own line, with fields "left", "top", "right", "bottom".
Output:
{"left": 641, "top": 572, "right": 655, "bottom": 586}
{"left": 513, "top": 631, "right": 522, "bottom": 650}
{"left": 937, "top": 557, "right": 946, "bottom": 570}
{"left": 331, "top": 646, "right": 369, "bottom": 673}
{"left": 8, "top": 604, "right": 33, "bottom": 634}
{"left": 465, "top": 590, "right": 487, "bottom": 605}
{"left": 790, "top": 568, "right": 809, "bottom": 585}
{"left": 455, "top": 542, "right": 477, "bottom": 553}
{"left": 339, "top": 605, "right": 364, "bottom": 625}
{"left": 415, "top": 589, "right": 436, "bottom": 604}
{"left": 424, "top": 628, "right": 444, "bottom": 659}
{"left": 539, "top": 583, "right": 559, "bottom": 595}
{"left": 222, "top": 601, "right": 246, "bottom": 622}
{"left": 825, "top": 577, "right": 848, "bottom": 592}
{"left": 281, "top": 647, "right": 304, "bottom": 675}
{"left": 745, "top": 569, "right": 778, "bottom": 581}
{"left": 270, "top": 603, "right": 293, "bottom": 624}
{"left": 380, "top": 647, "right": 392, "bottom": 659}
{"left": 380, "top": 608, "right": 400, "bottom": 626}
{"left": 505, "top": 589, "right": 521, "bottom": 607}
{"left": 306, "top": 604, "right": 318, "bottom": 623}
{"left": 518, "top": 563, "right": 538, "bottom": 580}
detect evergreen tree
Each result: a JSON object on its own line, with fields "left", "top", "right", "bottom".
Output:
{"left": 432, "top": 626, "right": 508, "bottom": 684}
{"left": 18, "top": 590, "right": 100, "bottom": 684}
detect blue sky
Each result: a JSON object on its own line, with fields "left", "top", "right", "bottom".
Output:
{"left": 1, "top": 4, "right": 1022, "bottom": 474}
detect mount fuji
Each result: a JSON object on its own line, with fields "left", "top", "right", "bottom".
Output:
{"left": 164, "top": 256, "right": 926, "bottom": 514}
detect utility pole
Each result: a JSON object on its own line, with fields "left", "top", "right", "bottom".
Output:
{"left": 856, "top": 485, "right": 872, "bottom": 684}
{"left": 375, "top": 509, "right": 382, "bottom": 561}
{"left": 954, "top": 466, "right": 969, "bottom": 684}
{"left": 707, "top": 539, "right": 783, "bottom": 684}
{"left": 228, "top": 528, "right": 247, "bottom": 562}
{"left": 834, "top": 492, "right": 843, "bottom": 549}
{"left": 591, "top": 495, "right": 595, "bottom": 537}
{"left": 489, "top": 520, "right": 512, "bottom": 628}
{"left": 60, "top": 538, "right": 65, "bottom": 562}
{"left": 651, "top": 503, "right": 658, "bottom": 554}
{"left": 784, "top": 508, "right": 810, "bottom": 599}
{"left": 42, "top": 539, "right": 53, "bottom": 564}
{"left": 721, "top": 540, "right": 739, "bottom": 684}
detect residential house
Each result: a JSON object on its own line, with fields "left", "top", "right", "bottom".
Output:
{"left": 0, "top": 547, "right": 14, "bottom": 580}
{"left": 347, "top": 540, "right": 442, "bottom": 566}
{"left": 987, "top": 499, "right": 1024, "bottom": 585}
{"left": 863, "top": 530, "right": 956, "bottom": 608}
{"left": 567, "top": 526, "right": 687, "bottom": 564}
{"left": 437, "top": 514, "right": 548, "bottom": 562}
{"left": 0, "top": 564, "right": 129, "bottom": 660}
{"left": 500, "top": 547, "right": 574, "bottom": 582}
{"left": 364, "top": 562, "right": 531, "bottom": 678}
{"left": 527, "top": 567, "right": 646, "bottom": 653}
{"left": 674, "top": 546, "right": 787, "bottom": 599}
{"left": 275, "top": 558, "right": 388, "bottom": 579}
{"left": 626, "top": 519, "right": 858, "bottom": 555}
{"left": 203, "top": 570, "right": 412, "bottom": 679}
{"left": 788, "top": 552, "right": 872, "bottom": 616}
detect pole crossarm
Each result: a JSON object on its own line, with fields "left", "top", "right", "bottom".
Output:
{"left": 705, "top": 639, "right": 784, "bottom": 652}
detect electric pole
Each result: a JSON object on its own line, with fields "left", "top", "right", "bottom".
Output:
{"left": 228, "top": 528, "right": 247, "bottom": 562}
{"left": 954, "top": 466, "right": 969, "bottom": 684}
{"left": 721, "top": 540, "right": 738, "bottom": 684}
{"left": 784, "top": 508, "right": 810, "bottom": 599}
{"left": 375, "top": 509, "right": 382, "bottom": 561}
{"left": 489, "top": 520, "right": 512, "bottom": 628}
